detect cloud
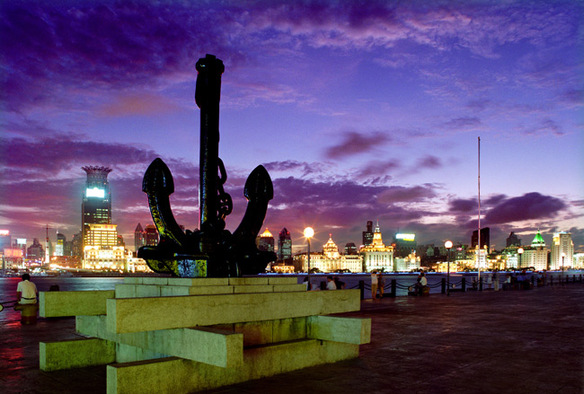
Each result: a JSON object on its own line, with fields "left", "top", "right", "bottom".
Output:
{"left": 560, "top": 89, "right": 583, "bottom": 106}
{"left": 272, "top": 177, "right": 386, "bottom": 207}
{"left": 262, "top": 160, "right": 324, "bottom": 177}
{"left": 484, "top": 192, "right": 566, "bottom": 224}
{"left": 0, "top": 2, "right": 246, "bottom": 112}
{"left": 416, "top": 155, "right": 442, "bottom": 169}
{"left": 355, "top": 159, "right": 400, "bottom": 180}
{"left": 1, "top": 135, "right": 158, "bottom": 174}
{"left": 449, "top": 198, "right": 476, "bottom": 214}
{"left": 522, "top": 118, "right": 564, "bottom": 136}
{"left": 99, "top": 93, "right": 182, "bottom": 117}
{"left": 377, "top": 185, "right": 437, "bottom": 204}
{"left": 2, "top": 1, "right": 581, "bottom": 114}
{"left": 325, "top": 130, "right": 391, "bottom": 159}
{"left": 442, "top": 117, "right": 481, "bottom": 130}
{"left": 466, "top": 99, "right": 492, "bottom": 112}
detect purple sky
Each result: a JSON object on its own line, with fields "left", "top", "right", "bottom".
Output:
{"left": 1, "top": 0, "right": 583, "bottom": 253}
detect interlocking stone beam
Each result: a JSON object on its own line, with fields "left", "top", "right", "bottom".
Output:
{"left": 39, "top": 290, "right": 115, "bottom": 317}
{"left": 107, "top": 339, "right": 359, "bottom": 394}
{"left": 308, "top": 315, "right": 371, "bottom": 345}
{"left": 77, "top": 315, "right": 243, "bottom": 368}
{"left": 40, "top": 338, "right": 115, "bottom": 371}
{"left": 114, "top": 283, "right": 306, "bottom": 298}
{"left": 107, "top": 290, "right": 361, "bottom": 333}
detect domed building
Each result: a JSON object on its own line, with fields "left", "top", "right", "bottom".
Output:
{"left": 360, "top": 222, "right": 394, "bottom": 272}
{"left": 520, "top": 230, "right": 548, "bottom": 271}
{"left": 300, "top": 234, "right": 363, "bottom": 273}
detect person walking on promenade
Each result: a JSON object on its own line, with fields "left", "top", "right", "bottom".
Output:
{"left": 493, "top": 271, "right": 500, "bottom": 291}
{"left": 16, "top": 273, "right": 38, "bottom": 324}
{"left": 370, "top": 271, "right": 378, "bottom": 299}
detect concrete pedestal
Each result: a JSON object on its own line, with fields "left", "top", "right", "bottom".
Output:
{"left": 39, "top": 276, "right": 370, "bottom": 393}
{"left": 15, "top": 303, "right": 38, "bottom": 324}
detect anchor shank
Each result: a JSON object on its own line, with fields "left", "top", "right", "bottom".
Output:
{"left": 195, "top": 54, "right": 225, "bottom": 230}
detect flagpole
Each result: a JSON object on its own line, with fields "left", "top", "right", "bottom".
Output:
{"left": 477, "top": 137, "right": 481, "bottom": 287}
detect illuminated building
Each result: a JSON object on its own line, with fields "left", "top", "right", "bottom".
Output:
{"left": 144, "top": 224, "right": 159, "bottom": 246}
{"left": 55, "top": 232, "right": 66, "bottom": 257}
{"left": 84, "top": 245, "right": 126, "bottom": 270}
{"left": 278, "top": 228, "right": 292, "bottom": 264}
{"left": 471, "top": 227, "right": 490, "bottom": 251}
{"left": 344, "top": 242, "right": 357, "bottom": 255}
{"left": 71, "top": 232, "right": 82, "bottom": 257}
{"left": 257, "top": 228, "right": 275, "bottom": 252}
{"left": 125, "top": 255, "right": 151, "bottom": 273}
{"left": 82, "top": 224, "right": 122, "bottom": 269}
{"left": 300, "top": 235, "right": 363, "bottom": 273}
{"left": 81, "top": 166, "right": 112, "bottom": 253}
{"left": 394, "top": 252, "right": 421, "bottom": 272}
{"left": 85, "top": 224, "right": 118, "bottom": 247}
{"left": 502, "top": 245, "right": 520, "bottom": 268}
{"left": 361, "top": 223, "right": 394, "bottom": 272}
{"left": 573, "top": 253, "right": 584, "bottom": 269}
{"left": 16, "top": 238, "right": 27, "bottom": 258}
{"left": 506, "top": 232, "right": 521, "bottom": 247}
{"left": 134, "top": 223, "right": 146, "bottom": 253}
{"left": 27, "top": 238, "right": 44, "bottom": 260}
{"left": 0, "top": 229, "right": 11, "bottom": 250}
{"left": 393, "top": 232, "right": 416, "bottom": 258}
{"left": 362, "top": 221, "right": 374, "bottom": 246}
{"left": 520, "top": 230, "right": 548, "bottom": 271}
{"left": 2, "top": 247, "right": 23, "bottom": 269}
{"left": 551, "top": 232, "right": 574, "bottom": 270}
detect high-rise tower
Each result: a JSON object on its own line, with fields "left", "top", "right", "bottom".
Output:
{"left": 362, "top": 221, "right": 374, "bottom": 246}
{"left": 134, "top": 223, "right": 145, "bottom": 253}
{"left": 278, "top": 228, "right": 292, "bottom": 264}
{"left": 551, "top": 232, "right": 574, "bottom": 270}
{"left": 257, "top": 228, "right": 275, "bottom": 253}
{"left": 81, "top": 166, "right": 112, "bottom": 252}
{"left": 506, "top": 232, "right": 521, "bottom": 247}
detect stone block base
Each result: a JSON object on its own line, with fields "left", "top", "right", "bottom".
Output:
{"left": 108, "top": 340, "right": 358, "bottom": 394}
{"left": 39, "top": 276, "right": 370, "bottom": 393}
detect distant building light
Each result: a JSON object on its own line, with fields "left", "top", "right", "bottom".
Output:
{"left": 86, "top": 187, "right": 105, "bottom": 198}
{"left": 0, "top": 229, "right": 9, "bottom": 236}
{"left": 395, "top": 233, "right": 415, "bottom": 241}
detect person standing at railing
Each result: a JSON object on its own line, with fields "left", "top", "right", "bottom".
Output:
{"left": 415, "top": 272, "right": 427, "bottom": 295}
{"left": 371, "top": 272, "right": 378, "bottom": 299}
{"left": 377, "top": 273, "right": 384, "bottom": 298}
{"left": 326, "top": 276, "right": 337, "bottom": 290}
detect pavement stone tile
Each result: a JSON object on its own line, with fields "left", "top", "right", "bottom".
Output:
{"left": 0, "top": 284, "right": 582, "bottom": 393}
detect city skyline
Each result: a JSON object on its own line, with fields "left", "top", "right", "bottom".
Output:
{"left": 1, "top": 1, "right": 583, "bottom": 252}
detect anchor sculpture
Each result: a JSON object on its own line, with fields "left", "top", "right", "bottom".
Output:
{"left": 138, "top": 54, "right": 277, "bottom": 277}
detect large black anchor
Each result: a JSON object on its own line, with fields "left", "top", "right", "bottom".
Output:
{"left": 138, "top": 54, "right": 277, "bottom": 277}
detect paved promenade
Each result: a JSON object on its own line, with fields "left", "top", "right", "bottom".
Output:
{"left": 1, "top": 285, "right": 582, "bottom": 394}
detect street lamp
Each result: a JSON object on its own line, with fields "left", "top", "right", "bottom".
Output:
{"left": 517, "top": 247, "right": 524, "bottom": 269}
{"left": 561, "top": 252, "right": 566, "bottom": 284}
{"left": 304, "top": 227, "right": 314, "bottom": 289}
{"left": 445, "top": 240, "right": 453, "bottom": 296}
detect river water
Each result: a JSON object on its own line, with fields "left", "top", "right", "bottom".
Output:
{"left": 1, "top": 271, "right": 579, "bottom": 323}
